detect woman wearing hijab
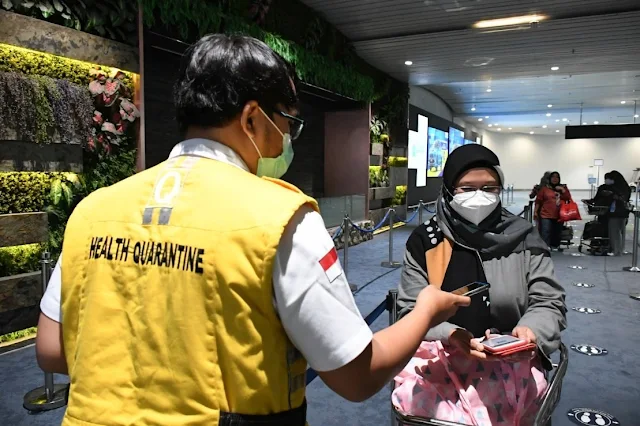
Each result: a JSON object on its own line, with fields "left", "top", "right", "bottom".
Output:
{"left": 529, "top": 171, "right": 551, "bottom": 200}
{"left": 535, "top": 171, "right": 571, "bottom": 250}
{"left": 393, "top": 144, "right": 566, "bottom": 425}
{"left": 594, "top": 171, "right": 632, "bottom": 255}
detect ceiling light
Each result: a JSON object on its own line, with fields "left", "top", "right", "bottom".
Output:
{"left": 404, "top": 60, "right": 413, "bottom": 66}
{"left": 486, "top": 88, "right": 492, "bottom": 93}
{"left": 551, "top": 66, "right": 559, "bottom": 71}
{"left": 529, "top": 131, "right": 535, "bottom": 134}
{"left": 547, "top": 104, "right": 553, "bottom": 108}
{"left": 583, "top": 122, "right": 587, "bottom": 125}
{"left": 635, "top": 114, "right": 639, "bottom": 118}
{"left": 542, "top": 125, "right": 548, "bottom": 128}
{"left": 508, "top": 127, "right": 512, "bottom": 130}
{"left": 485, "top": 116, "right": 489, "bottom": 119}
{"left": 594, "top": 121, "right": 599, "bottom": 124}
{"left": 555, "top": 130, "right": 560, "bottom": 133}
{"left": 555, "top": 119, "right": 560, "bottom": 122}
{"left": 497, "top": 128, "right": 502, "bottom": 131}
{"left": 621, "top": 100, "right": 626, "bottom": 104}
{"left": 546, "top": 113, "right": 552, "bottom": 117}
{"left": 488, "top": 124, "right": 493, "bottom": 127}
{"left": 562, "top": 118, "right": 568, "bottom": 122}
{"left": 478, "top": 118, "right": 483, "bottom": 122}
{"left": 471, "top": 106, "right": 476, "bottom": 111}
{"left": 473, "top": 14, "right": 547, "bottom": 29}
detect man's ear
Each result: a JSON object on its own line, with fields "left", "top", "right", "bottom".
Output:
{"left": 240, "top": 101, "right": 260, "bottom": 139}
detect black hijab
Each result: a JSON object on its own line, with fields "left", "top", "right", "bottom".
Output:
{"left": 436, "top": 144, "right": 548, "bottom": 258}
{"left": 548, "top": 171, "right": 562, "bottom": 191}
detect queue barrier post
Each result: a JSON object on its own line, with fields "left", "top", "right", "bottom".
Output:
{"left": 381, "top": 208, "right": 402, "bottom": 269}
{"left": 342, "top": 215, "right": 358, "bottom": 292}
{"left": 418, "top": 199, "right": 424, "bottom": 225}
{"left": 624, "top": 210, "right": 640, "bottom": 275}
{"left": 23, "top": 252, "right": 68, "bottom": 413}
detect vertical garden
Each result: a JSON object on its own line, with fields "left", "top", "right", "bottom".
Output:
{"left": 0, "top": 2, "right": 141, "bottom": 341}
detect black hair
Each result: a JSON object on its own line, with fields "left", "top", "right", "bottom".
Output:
{"left": 174, "top": 34, "right": 298, "bottom": 133}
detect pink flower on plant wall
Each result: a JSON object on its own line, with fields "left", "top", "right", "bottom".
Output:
{"left": 89, "top": 80, "right": 104, "bottom": 96}
{"left": 92, "top": 111, "right": 103, "bottom": 126}
{"left": 102, "top": 92, "right": 118, "bottom": 107}
{"left": 119, "top": 99, "right": 140, "bottom": 122}
{"left": 101, "top": 122, "right": 122, "bottom": 135}
{"left": 104, "top": 78, "right": 121, "bottom": 96}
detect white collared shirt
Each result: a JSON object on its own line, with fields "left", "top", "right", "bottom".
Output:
{"left": 40, "top": 139, "right": 372, "bottom": 373}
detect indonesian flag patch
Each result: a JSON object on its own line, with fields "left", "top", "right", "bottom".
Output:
{"left": 319, "top": 247, "right": 342, "bottom": 283}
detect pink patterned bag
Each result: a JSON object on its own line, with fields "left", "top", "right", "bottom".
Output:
{"left": 392, "top": 341, "right": 548, "bottom": 426}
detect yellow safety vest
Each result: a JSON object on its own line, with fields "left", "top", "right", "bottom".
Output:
{"left": 61, "top": 155, "right": 318, "bottom": 426}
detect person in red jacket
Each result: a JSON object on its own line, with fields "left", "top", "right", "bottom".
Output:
{"left": 535, "top": 171, "right": 571, "bottom": 250}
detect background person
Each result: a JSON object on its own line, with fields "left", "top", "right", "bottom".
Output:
{"left": 530, "top": 171, "right": 551, "bottom": 200}
{"left": 35, "top": 34, "right": 470, "bottom": 426}
{"left": 535, "top": 171, "right": 571, "bottom": 250}
{"left": 394, "top": 144, "right": 566, "bottom": 425}
{"left": 593, "top": 171, "right": 632, "bottom": 256}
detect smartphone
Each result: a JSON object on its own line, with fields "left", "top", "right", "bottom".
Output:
{"left": 482, "top": 335, "right": 533, "bottom": 354}
{"left": 451, "top": 281, "right": 490, "bottom": 297}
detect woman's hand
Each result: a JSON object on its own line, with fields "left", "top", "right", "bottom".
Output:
{"left": 555, "top": 185, "right": 565, "bottom": 193}
{"left": 512, "top": 326, "right": 537, "bottom": 344}
{"left": 448, "top": 328, "right": 487, "bottom": 359}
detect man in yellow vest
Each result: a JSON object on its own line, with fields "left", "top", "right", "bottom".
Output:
{"left": 36, "top": 34, "right": 470, "bottom": 425}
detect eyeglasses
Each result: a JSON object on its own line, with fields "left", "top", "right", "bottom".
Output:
{"left": 454, "top": 185, "right": 502, "bottom": 194}
{"left": 278, "top": 111, "right": 305, "bottom": 140}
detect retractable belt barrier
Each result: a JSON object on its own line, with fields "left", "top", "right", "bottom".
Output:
{"left": 624, "top": 210, "right": 640, "bottom": 275}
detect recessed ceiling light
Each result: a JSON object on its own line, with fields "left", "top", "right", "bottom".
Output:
{"left": 635, "top": 114, "right": 639, "bottom": 118}
{"left": 478, "top": 118, "right": 483, "bottom": 122}
{"left": 562, "top": 118, "right": 568, "bottom": 122}
{"left": 508, "top": 127, "right": 512, "bottom": 130}
{"left": 594, "top": 121, "right": 599, "bottom": 124}
{"left": 621, "top": 100, "right": 626, "bottom": 104}
{"left": 471, "top": 107, "right": 476, "bottom": 111}
{"left": 555, "top": 119, "right": 560, "bottom": 122}
{"left": 485, "top": 116, "right": 489, "bottom": 119}
{"left": 488, "top": 124, "right": 493, "bottom": 127}
{"left": 473, "top": 14, "right": 547, "bottom": 29}
{"left": 583, "top": 122, "right": 587, "bottom": 125}
{"left": 551, "top": 66, "right": 559, "bottom": 71}
{"left": 547, "top": 104, "right": 553, "bottom": 108}
{"left": 546, "top": 113, "right": 552, "bottom": 117}
{"left": 542, "top": 125, "right": 548, "bottom": 128}
{"left": 555, "top": 130, "right": 560, "bottom": 133}
{"left": 529, "top": 131, "right": 535, "bottom": 134}
{"left": 404, "top": 60, "right": 413, "bottom": 66}
{"left": 486, "top": 88, "right": 492, "bottom": 92}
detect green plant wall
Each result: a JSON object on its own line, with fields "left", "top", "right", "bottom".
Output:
{"left": 0, "top": 44, "right": 134, "bottom": 88}
{"left": 0, "top": 172, "right": 62, "bottom": 214}
{"left": 141, "top": 0, "right": 377, "bottom": 102}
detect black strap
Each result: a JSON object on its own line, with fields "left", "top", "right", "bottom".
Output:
{"left": 219, "top": 400, "right": 307, "bottom": 426}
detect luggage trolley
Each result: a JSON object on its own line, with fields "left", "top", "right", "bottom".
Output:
{"left": 386, "top": 290, "right": 568, "bottom": 426}
{"left": 578, "top": 200, "right": 610, "bottom": 255}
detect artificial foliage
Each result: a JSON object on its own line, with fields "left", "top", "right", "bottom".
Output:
{"left": 388, "top": 157, "right": 408, "bottom": 167}
{"left": 0, "top": 71, "right": 93, "bottom": 144}
{"left": 0, "top": 244, "right": 45, "bottom": 277}
{"left": 0, "top": 44, "right": 134, "bottom": 89}
{"left": 0, "top": 0, "right": 138, "bottom": 45}
{"left": 392, "top": 185, "right": 407, "bottom": 207}
{"left": 0, "top": 172, "right": 63, "bottom": 214}
{"left": 141, "top": 0, "right": 377, "bottom": 102}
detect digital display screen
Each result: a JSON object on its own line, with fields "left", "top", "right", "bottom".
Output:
{"left": 427, "top": 127, "right": 449, "bottom": 178}
{"left": 449, "top": 128, "right": 465, "bottom": 153}
{"left": 483, "top": 335, "right": 522, "bottom": 348}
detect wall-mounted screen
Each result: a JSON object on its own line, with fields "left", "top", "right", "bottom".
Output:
{"left": 449, "top": 128, "right": 465, "bottom": 153}
{"left": 427, "top": 127, "right": 448, "bottom": 178}
{"left": 408, "top": 115, "right": 428, "bottom": 170}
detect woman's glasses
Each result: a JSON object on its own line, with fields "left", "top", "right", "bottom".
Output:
{"left": 278, "top": 111, "right": 305, "bottom": 140}
{"left": 455, "top": 185, "right": 502, "bottom": 194}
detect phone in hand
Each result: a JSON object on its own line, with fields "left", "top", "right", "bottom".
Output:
{"left": 451, "top": 281, "right": 490, "bottom": 297}
{"left": 482, "top": 335, "right": 536, "bottom": 355}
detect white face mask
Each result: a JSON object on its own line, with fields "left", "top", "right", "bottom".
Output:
{"left": 605, "top": 179, "right": 614, "bottom": 185}
{"left": 450, "top": 190, "right": 500, "bottom": 225}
